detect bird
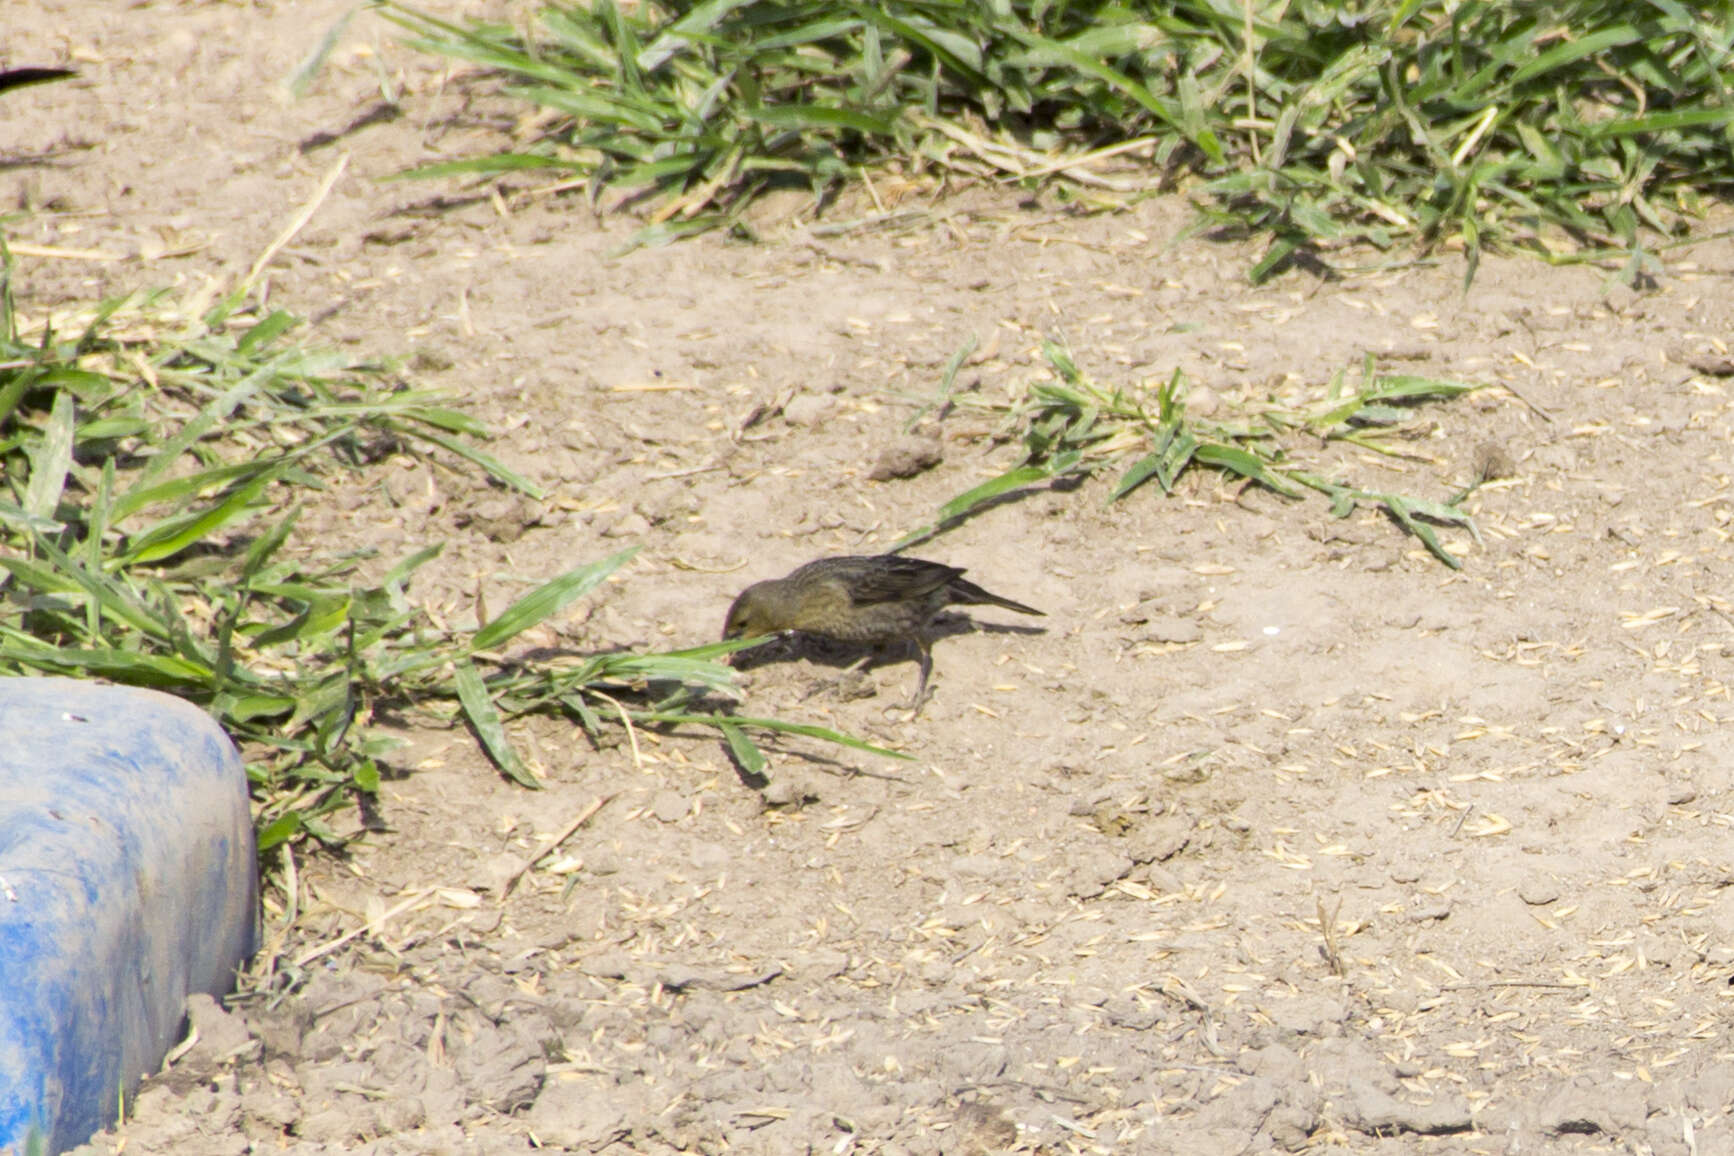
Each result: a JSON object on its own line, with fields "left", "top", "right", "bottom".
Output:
{"left": 722, "top": 554, "right": 1044, "bottom": 709}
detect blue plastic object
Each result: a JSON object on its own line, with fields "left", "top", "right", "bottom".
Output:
{"left": 0, "top": 677, "right": 257, "bottom": 1155}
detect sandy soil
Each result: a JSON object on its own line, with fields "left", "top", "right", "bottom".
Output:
{"left": 10, "top": 3, "right": 1734, "bottom": 1154}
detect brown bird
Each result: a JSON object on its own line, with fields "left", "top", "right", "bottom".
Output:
{"left": 722, "top": 554, "right": 1044, "bottom": 708}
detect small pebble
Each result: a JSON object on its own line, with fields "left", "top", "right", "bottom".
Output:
{"left": 1141, "top": 618, "right": 1202, "bottom": 645}
{"left": 652, "top": 790, "right": 690, "bottom": 823}
{"left": 603, "top": 512, "right": 653, "bottom": 539}
{"left": 762, "top": 778, "right": 818, "bottom": 808}
{"left": 867, "top": 435, "right": 942, "bottom": 481}
{"left": 1518, "top": 877, "right": 1560, "bottom": 906}
{"left": 1408, "top": 899, "right": 1452, "bottom": 922}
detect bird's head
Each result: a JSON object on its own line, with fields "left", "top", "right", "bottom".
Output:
{"left": 722, "top": 582, "right": 782, "bottom": 641}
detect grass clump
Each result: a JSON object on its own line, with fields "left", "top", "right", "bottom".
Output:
{"left": 0, "top": 262, "right": 892, "bottom": 853}
{"left": 378, "top": 0, "right": 1734, "bottom": 276}
{"left": 377, "top": 0, "right": 1220, "bottom": 245}
{"left": 898, "top": 344, "right": 1484, "bottom": 568}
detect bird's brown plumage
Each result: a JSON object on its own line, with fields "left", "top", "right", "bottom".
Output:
{"left": 723, "top": 554, "right": 1043, "bottom": 707}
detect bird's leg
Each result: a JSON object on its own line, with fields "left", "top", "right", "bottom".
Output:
{"left": 904, "top": 636, "right": 935, "bottom": 714}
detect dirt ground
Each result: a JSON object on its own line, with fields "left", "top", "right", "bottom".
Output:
{"left": 10, "top": 3, "right": 1734, "bottom": 1154}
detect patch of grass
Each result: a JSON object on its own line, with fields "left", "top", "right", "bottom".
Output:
{"left": 375, "top": 0, "right": 1216, "bottom": 247}
{"left": 377, "top": 0, "right": 1734, "bottom": 276}
{"left": 898, "top": 344, "right": 1483, "bottom": 568}
{"left": 0, "top": 257, "right": 897, "bottom": 853}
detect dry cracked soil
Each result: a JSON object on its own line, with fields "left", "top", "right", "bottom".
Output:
{"left": 11, "top": 3, "right": 1734, "bottom": 1154}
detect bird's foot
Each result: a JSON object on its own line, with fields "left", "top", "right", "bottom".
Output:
{"left": 889, "top": 681, "right": 933, "bottom": 718}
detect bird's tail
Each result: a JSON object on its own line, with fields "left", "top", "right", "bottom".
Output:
{"left": 947, "top": 577, "right": 1044, "bottom": 616}
{"left": 0, "top": 68, "right": 76, "bottom": 95}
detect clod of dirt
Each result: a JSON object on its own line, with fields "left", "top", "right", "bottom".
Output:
{"left": 585, "top": 846, "right": 621, "bottom": 875}
{"left": 1686, "top": 352, "right": 1734, "bottom": 376}
{"left": 244, "top": 1001, "right": 313, "bottom": 1061}
{"left": 408, "top": 346, "right": 454, "bottom": 372}
{"left": 1637, "top": 930, "right": 1681, "bottom": 969}
{"left": 155, "top": 995, "right": 259, "bottom": 1095}
{"left": 1517, "top": 876, "right": 1561, "bottom": 905}
{"left": 239, "top": 1087, "right": 302, "bottom": 1132}
{"left": 1602, "top": 281, "right": 1642, "bottom": 314}
{"left": 1127, "top": 814, "right": 1192, "bottom": 863}
{"left": 475, "top": 850, "right": 527, "bottom": 895}
{"left": 1264, "top": 991, "right": 1347, "bottom": 1038}
{"left": 1341, "top": 1078, "right": 1472, "bottom": 1135}
{"left": 761, "top": 776, "right": 820, "bottom": 809}
{"left": 1472, "top": 438, "right": 1518, "bottom": 481}
{"left": 1088, "top": 806, "right": 1136, "bottom": 836}
{"left": 373, "top": 1098, "right": 426, "bottom": 1134}
{"left": 1138, "top": 617, "right": 1202, "bottom": 645}
{"left": 602, "top": 511, "right": 653, "bottom": 539}
{"left": 868, "top": 434, "right": 943, "bottom": 481}
{"left": 652, "top": 789, "right": 690, "bottom": 823}
{"left": 1192, "top": 1076, "right": 1283, "bottom": 1143}
{"left": 452, "top": 1015, "right": 547, "bottom": 1112}
{"left": 1266, "top": 1104, "right": 1320, "bottom": 1152}
{"left": 1534, "top": 1075, "right": 1648, "bottom": 1137}
{"left": 1242, "top": 1042, "right": 1305, "bottom": 1081}
{"left": 1065, "top": 846, "right": 1134, "bottom": 898}
{"left": 458, "top": 495, "right": 541, "bottom": 542}
{"left": 953, "top": 1099, "right": 1018, "bottom": 1152}
{"left": 1162, "top": 760, "right": 1213, "bottom": 785}
{"left": 383, "top": 464, "right": 440, "bottom": 513}
{"left": 182, "top": 993, "right": 257, "bottom": 1066}
{"left": 1408, "top": 897, "right": 1452, "bottom": 922}
{"left": 527, "top": 1077, "right": 639, "bottom": 1150}
{"left": 782, "top": 393, "right": 836, "bottom": 427}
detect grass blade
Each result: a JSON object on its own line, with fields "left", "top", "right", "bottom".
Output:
{"left": 121, "top": 470, "right": 277, "bottom": 566}
{"left": 470, "top": 547, "right": 639, "bottom": 652}
{"left": 23, "top": 390, "right": 74, "bottom": 520}
{"left": 453, "top": 660, "right": 540, "bottom": 788}
{"left": 405, "top": 425, "right": 548, "bottom": 499}
{"left": 718, "top": 720, "right": 767, "bottom": 776}
{"left": 642, "top": 713, "right": 910, "bottom": 761}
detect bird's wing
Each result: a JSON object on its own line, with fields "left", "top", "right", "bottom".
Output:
{"left": 841, "top": 556, "right": 960, "bottom": 606}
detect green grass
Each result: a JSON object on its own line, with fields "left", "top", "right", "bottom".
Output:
{"left": 0, "top": 257, "right": 898, "bottom": 853}
{"left": 376, "top": 0, "right": 1734, "bottom": 278}
{"left": 897, "top": 344, "right": 1485, "bottom": 569}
